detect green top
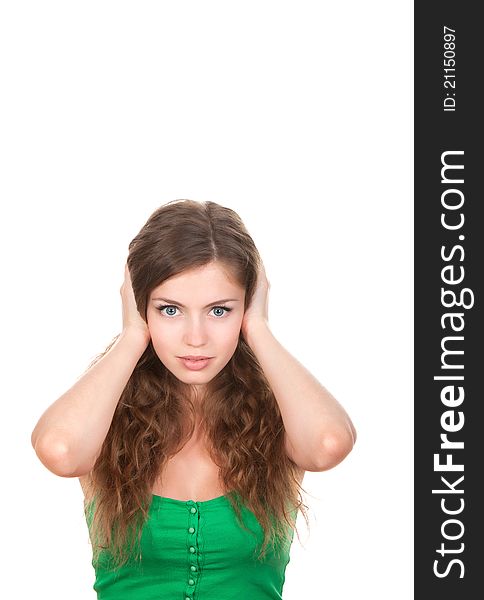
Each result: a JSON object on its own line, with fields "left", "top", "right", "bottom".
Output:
{"left": 87, "top": 493, "right": 295, "bottom": 600}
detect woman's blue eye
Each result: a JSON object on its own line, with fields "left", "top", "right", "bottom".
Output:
{"left": 157, "top": 305, "right": 232, "bottom": 317}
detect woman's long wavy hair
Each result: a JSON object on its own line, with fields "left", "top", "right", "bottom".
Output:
{"left": 83, "top": 199, "right": 310, "bottom": 570}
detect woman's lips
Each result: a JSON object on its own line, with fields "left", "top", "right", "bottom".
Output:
{"left": 178, "top": 357, "right": 212, "bottom": 371}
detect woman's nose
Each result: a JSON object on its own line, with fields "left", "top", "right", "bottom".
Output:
{"left": 183, "top": 318, "right": 208, "bottom": 346}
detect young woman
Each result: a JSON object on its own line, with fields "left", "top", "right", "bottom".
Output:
{"left": 31, "top": 199, "right": 356, "bottom": 599}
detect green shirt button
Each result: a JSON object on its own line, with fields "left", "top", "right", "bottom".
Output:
{"left": 190, "top": 565, "right": 197, "bottom": 572}
{"left": 188, "top": 526, "right": 195, "bottom": 533}
{"left": 188, "top": 578, "right": 195, "bottom": 585}
{"left": 189, "top": 546, "right": 196, "bottom": 553}
{"left": 190, "top": 507, "right": 197, "bottom": 514}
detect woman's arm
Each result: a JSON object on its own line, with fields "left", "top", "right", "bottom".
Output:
{"left": 31, "top": 264, "right": 151, "bottom": 478}
{"left": 241, "top": 261, "right": 356, "bottom": 472}
{"left": 31, "top": 329, "right": 149, "bottom": 478}
{"left": 245, "top": 321, "right": 356, "bottom": 472}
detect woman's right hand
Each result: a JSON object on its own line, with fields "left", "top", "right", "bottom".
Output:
{"left": 120, "top": 263, "right": 151, "bottom": 346}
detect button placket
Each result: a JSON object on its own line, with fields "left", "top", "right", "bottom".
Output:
{"left": 184, "top": 501, "right": 200, "bottom": 600}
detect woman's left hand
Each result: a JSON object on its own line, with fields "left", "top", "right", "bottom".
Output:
{"left": 241, "top": 260, "right": 270, "bottom": 341}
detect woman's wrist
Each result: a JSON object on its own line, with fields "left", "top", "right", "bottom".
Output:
{"left": 120, "top": 326, "right": 151, "bottom": 353}
{"left": 243, "top": 318, "right": 270, "bottom": 348}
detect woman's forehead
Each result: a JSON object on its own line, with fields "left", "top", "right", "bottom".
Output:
{"left": 150, "top": 263, "right": 245, "bottom": 301}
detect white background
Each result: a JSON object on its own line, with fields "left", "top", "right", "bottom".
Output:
{"left": 0, "top": 1, "right": 413, "bottom": 598}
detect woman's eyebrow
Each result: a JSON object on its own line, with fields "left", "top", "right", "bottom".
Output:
{"left": 151, "top": 297, "right": 240, "bottom": 308}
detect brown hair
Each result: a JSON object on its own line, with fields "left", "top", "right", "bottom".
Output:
{"left": 83, "top": 199, "right": 310, "bottom": 570}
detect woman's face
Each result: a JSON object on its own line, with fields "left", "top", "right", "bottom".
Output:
{"left": 146, "top": 262, "right": 246, "bottom": 391}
